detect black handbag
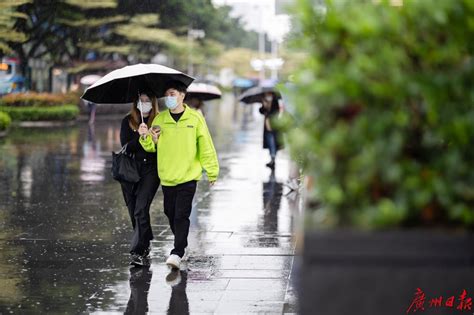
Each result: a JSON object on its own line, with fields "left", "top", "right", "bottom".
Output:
{"left": 111, "top": 144, "right": 140, "bottom": 183}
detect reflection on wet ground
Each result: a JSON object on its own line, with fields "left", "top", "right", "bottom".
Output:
{"left": 0, "top": 95, "right": 300, "bottom": 314}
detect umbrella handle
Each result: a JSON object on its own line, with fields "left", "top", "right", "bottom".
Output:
{"left": 138, "top": 93, "right": 145, "bottom": 140}
{"left": 138, "top": 94, "right": 144, "bottom": 123}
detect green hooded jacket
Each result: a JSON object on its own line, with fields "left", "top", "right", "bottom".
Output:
{"left": 139, "top": 105, "right": 219, "bottom": 186}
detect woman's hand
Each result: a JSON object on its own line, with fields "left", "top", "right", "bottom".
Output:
{"left": 150, "top": 128, "right": 161, "bottom": 144}
{"left": 138, "top": 123, "right": 149, "bottom": 138}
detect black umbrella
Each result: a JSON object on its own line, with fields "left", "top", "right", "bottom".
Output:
{"left": 81, "top": 63, "right": 194, "bottom": 104}
{"left": 238, "top": 86, "right": 281, "bottom": 104}
{"left": 185, "top": 82, "right": 222, "bottom": 101}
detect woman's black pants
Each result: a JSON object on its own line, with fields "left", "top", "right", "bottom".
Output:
{"left": 121, "top": 162, "right": 160, "bottom": 256}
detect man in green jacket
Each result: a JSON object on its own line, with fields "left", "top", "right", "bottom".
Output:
{"left": 139, "top": 80, "right": 219, "bottom": 270}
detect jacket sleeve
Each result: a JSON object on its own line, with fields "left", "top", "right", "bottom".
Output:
{"left": 139, "top": 135, "right": 156, "bottom": 152}
{"left": 196, "top": 114, "right": 219, "bottom": 181}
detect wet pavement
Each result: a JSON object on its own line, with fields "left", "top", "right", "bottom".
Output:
{"left": 0, "top": 94, "right": 300, "bottom": 314}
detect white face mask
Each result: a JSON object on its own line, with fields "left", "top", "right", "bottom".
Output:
{"left": 138, "top": 101, "right": 152, "bottom": 114}
{"left": 265, "top": 95, "right": 273, "bottom": 102}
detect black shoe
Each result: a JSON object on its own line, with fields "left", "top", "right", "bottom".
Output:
{"left": 266, "top": 160, "right": 275, "bottom": 169}
{"left": 130, "top": 254, "right": 150, "bottom": 267}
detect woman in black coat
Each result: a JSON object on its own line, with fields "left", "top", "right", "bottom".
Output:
{"left": 259, "top": 92, "right": 283, "bottom": 169}
{"left": 120, "top": 93, "right": 160, "bottom": 267}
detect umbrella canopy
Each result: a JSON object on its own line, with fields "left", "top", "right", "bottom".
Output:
{"left": 185, "top": 82, "right": 222, "bottom": 101}
{"left": 238, "top": 86, "right": 281, "bottom": 104}
{"left": 81, "top": 63, "right": 194, "bottom": 104}
{"left": 80, "top": 74, "right": 102, "bottom": 86}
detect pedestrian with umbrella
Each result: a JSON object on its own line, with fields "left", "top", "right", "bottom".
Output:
{"left": 239, "top": 86, "right": 284, "bottom": 169}
{"left": 184, "top": 82, "right": 222, "bottom": 115}
{"left": 81, "top": 64, "right": 194, "bottom": 267}
{"left": 80, "top": 74, "right": 101, "bottom": 124}
{"left": 120, "top": 91, "right": 160, "bottom": 266}
{"left": 139, "top": 80, "right": 219, "bottom": 271}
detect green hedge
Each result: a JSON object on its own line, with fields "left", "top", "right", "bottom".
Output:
{"left": 0, "top": 112, "right": 12, "bottom": 131}
{"left": 0, "top": 105, "right": 79, "bottom": 121}
{"left": 289, "top": 0, "right": 474, "bottom": 228}
{"left": 0, "top": 92, "right": 80, "bottom": 107}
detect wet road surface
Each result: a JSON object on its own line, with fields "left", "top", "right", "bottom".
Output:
{"left": 0, "top": 95, "right": 300, "bottom": 314}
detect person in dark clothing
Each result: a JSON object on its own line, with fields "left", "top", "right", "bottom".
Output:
{"left": 139, "top": 81, "right": 219, "bottom": 270}
{"left": 259, "top": 92, "right": 283, "bottom": 169}
{"left": 125, "top": 267, "right": 153, "bottom": 315}
{"left": 87, "top": 101, "right": 97, "bottom": 125}
{"left": 120, "top": 93, "right": 160, "bottom": 267}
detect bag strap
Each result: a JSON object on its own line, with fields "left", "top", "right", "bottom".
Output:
{"left": 118, "top": 143, "right": 135, "bottom": 158}
{"left": 120, "top": 144, "right": 128, "bottom": 154}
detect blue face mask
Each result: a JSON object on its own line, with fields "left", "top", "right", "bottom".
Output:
{"left": 164, "top": 96, "right": 178, "bottom": 110}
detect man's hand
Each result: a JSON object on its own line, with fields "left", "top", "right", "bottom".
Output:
{"left": 209, "top": 181, "right": 216, "bottom": 187}
{"left": 150, "top": 128, "right": 161, "bottom": 144}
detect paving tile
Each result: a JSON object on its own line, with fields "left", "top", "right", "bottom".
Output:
{"left": 226, "top": 279, "right": 287, "bottom": 292}
{"left": 215, "top": 301, "right": 285, "bottom": 314}
{"left": 213, "top": 269, "right": 290, "bottom": 279}
{"left": 186, "top": 279, "right": 230, "bottom": 291}
{"left": 220, "top": 289, "right": 286, "bottom": 302}
{"left": 186, "top": 290, "right": 225, "bottom": 301}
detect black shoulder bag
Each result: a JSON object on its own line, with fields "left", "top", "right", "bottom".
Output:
{"left": 111, "top": 144, "right": 140, "bottom": 183}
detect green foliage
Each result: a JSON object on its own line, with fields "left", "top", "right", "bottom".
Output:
{"left": 0, "top": 105, "right": 79, "bottom": 121}
{"left": 289, "top": 0, "right": 474, "bottom": 229}
{"left": 4, "top": 0, "right": 258, "bottom": 77}
{"left": 0, "top": 92, "right": 79, "bottom": 107}
{"left": 57, "top": 15, "right": 126, "bottom": 28}
{"left": 6, "top": 0, "right": 127, "bottom": 72}
{"left": 0, "top": 112, "right": 12, "bottom": 131}
{"left": 0, "top": 0, "right": 30, "bottom": 54}
{"left": 64, "top": 0, "right": 117, "bottom": 9}
{"left": 114, "top": 24, "right": 186, "bottom": 51}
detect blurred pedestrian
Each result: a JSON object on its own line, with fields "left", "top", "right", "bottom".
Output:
{"left": 140, "top": 80, "right": 219, "bottom": 270}
{"left": 121, "top": 92, "right": 161, "bottom": 266}
{"left": 259, "top": 92, "right": 283, "bottom": 169}
{"left": 187, "top": 97, "right": 205, "bottom": 115}
{"left": 87, "top": 100, "right": 97, "bottom": 125}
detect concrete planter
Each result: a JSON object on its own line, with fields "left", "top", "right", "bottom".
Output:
{"left": 300, "top": 229, "right": 474, "bottom": 315}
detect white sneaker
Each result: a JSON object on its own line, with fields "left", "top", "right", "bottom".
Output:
{"left": 166, "top": 254, "right": 181, "bottom": 269}
{"left": 165, "top": 269, "right": 182, "bottom": 287}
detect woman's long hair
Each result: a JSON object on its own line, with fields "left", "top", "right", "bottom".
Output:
{"left": 262, "top": 93, "right": 280, "bottom": 115}
{"left": 128, "top": 94, "right": 159, "bottom": 130}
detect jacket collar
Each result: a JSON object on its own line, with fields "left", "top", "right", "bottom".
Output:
{"left": 162, "top": 104, "right": 191, "bottom": 123}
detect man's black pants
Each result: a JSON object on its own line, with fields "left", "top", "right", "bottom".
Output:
{"left": 121, "top": 162, "right": 160, "bottom": 256}
{"left": 162, "top": 180, "right": 197, "bottom": 258}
